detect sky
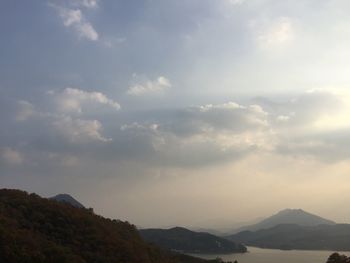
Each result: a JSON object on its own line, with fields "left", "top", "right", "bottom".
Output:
{"left": 1, "top": 0, "right": 350, "bottom": 229}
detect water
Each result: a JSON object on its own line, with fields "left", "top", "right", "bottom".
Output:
{"left": 191, "top": 246, "right": 350, "bottom": 263}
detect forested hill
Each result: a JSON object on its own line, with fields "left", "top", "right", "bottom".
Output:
{"left": 140, "top": 227, "right": 247, "bottom": 254}
{"left": 0, "top": 189, "right": 220, "bottom": 263}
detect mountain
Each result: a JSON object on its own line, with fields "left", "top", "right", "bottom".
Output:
{"left": 228, "top": 223, "right": 350, "bottom": 251}
{"left": 190, "top": 228, "right": 225, "bottom": 236}
{"left": 0, "top": 189, "right": 223, "bottom": 263}
{"left": 230, "top": 208, "right": 335, "bottom": 233}
{"left": 140, "top": 227, "right": 247, "bottom": 254}
{"left": 50, "top": 193, "right": 85, "bottom": 208}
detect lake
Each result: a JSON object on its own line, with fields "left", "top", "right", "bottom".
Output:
{"left": 191, "top": 246, "right": 350, "bottom": 263}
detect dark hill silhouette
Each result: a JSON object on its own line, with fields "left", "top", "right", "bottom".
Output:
{"left": 231, "top": 209, "right": 335, "bottom": 234}
{"left": 228, "top": 223, "right": 350, "bottom": 251}
{"left": 50, "top": 193, "right": 85, "bottom": 208}
{"left": 140, "top": 226, "right": 247, "bottom": 254}
{"left": 0, "top": 189, "right": 223, "bottom": 263}
{"left": 326, "top": 253, "right": 350, "bottom": 263}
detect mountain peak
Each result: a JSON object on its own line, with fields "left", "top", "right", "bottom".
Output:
{"left": 50, "top": 193, "right": 85, "bottom": 208}
{"left": 231, "top": 208, "right": 335, "bottom": 234}
{"left": 277, "top": 208, "right": 305, "bottom": 215}
{"left": 260, "top": 208, "right": 335, "bottom": 227}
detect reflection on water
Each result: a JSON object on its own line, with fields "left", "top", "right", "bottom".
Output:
{"left": 191, "top": 246, "right": 350, "bottom": 263}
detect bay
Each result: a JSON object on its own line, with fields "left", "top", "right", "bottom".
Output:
{"left": 191, "top": 246, "right": 350, "bottom": 263}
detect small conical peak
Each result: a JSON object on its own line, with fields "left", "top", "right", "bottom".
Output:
{"left": 277, "top": 208, "right": 304, "bottom": 215}
{"left": 50, "top": 193, "right": 85, "bottom": 208}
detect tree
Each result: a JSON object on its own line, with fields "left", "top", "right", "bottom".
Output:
{"left": 326, "top": 253, "right": 350, "bottom": 263}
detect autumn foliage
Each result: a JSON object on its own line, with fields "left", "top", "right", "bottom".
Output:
{"left": 0, "top": 189, "right": 181, "bottom": 262}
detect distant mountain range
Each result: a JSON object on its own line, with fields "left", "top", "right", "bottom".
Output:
{"left": 140, "top": 227, "right": 247, "bottom": 254}
{"left": 230, "top": 208, "right": 335, "bottom": 234}
{"left": 225, "top": 208, "right": 346, "bottom": 251}
{"left": 50, "top": 193, "right": 85, "bottom": 208}
{"left": 228, "top": 223, "right": 350, "bottom": 251}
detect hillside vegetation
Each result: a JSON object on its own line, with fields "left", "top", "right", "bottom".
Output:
{"left": 326, "top": 253, "right": 350, "bottom": 263}
{"left": 0, "top": 189, "right": 221, "bottom": 263}
{"left": 140, "top": 227, "right": 246, "bottom": 254}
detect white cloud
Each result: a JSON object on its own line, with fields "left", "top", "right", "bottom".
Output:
{"left": 127, "top": 76, "right": 172, "bottom": 96}
{"left": 121, "top": 122, "right": 159, "bottom": 133}
{"left": 10, "top": 88, "right": 120, "bottom": 147}
{"left": 199, "top": 102, "right": 243, "bottom": 112}
{"left": 52, "top": 87, "right": 120, "bottom": 113}
{"left": 59, "top": 8, "right": 82, "bottom": 26}
{"left": 76, "top": 22, "right": 99, "bottom": 41}
{"left": 35, "top": 88, "right": 120, "bottom": 145}
{"left": 1, "top": 148, "right": 23, "bottom": 165}
{"left": 53, "top": 116, "right": 111, "bottom": 143}
{"left": 193, "top": 102, "right": 269, "bottom": 133}
{"left": 73, "top": 0, "right": 98, "bottom": 9}
{"left": 53, "top": 5, "right": 99, "bottom": 41}
{"left": 256, "top": 17, "right": 294, "bottom": 48}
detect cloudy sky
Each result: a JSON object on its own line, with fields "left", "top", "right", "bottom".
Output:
{"left": 2, "top": 0, "right": 350, "bottom": 229}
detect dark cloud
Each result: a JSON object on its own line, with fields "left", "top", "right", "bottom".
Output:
{"left": 276, "top": 128, "right": 350, "bottom": 162}
{"left": 2, "top": 89, "right": 350, "bottom": 178}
